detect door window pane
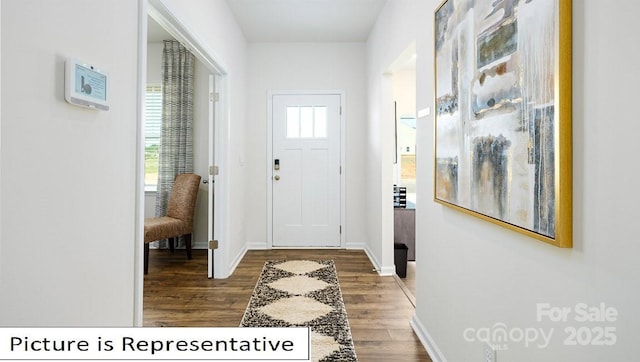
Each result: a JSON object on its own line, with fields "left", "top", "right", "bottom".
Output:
{"left": 286, "top": 106, "right": 328, "bottom": 139}
{"left": 287, "top": 107, "right": 300, "bottom": 138}
{"left": 300, "top": 107, "right": 314, "bottom": 138}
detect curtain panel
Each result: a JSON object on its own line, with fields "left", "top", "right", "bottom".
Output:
{"left": 155, "top": 40, "right": 196, "bottom": 231}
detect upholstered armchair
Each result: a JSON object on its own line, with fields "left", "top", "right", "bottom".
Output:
{"left": 144, "top": 173, "right": 201, "bottom": 274}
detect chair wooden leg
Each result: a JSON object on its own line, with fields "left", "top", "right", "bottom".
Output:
{"left": 144, "top": 243, "right": 149, "bottom": 275}
{"left": 185, "top": 234, "right": 192, "bottom": 260}
{"left": 169, "top": 238, "right": 175, "bottom": 253}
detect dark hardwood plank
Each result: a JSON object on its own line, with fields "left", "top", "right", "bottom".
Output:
{"left": 144, "top": 249, "right": 431, "bottom": 361}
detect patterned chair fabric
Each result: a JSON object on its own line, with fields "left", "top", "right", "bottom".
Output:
{"left": 144, "top": 173, "right": 201, "bottom": 274}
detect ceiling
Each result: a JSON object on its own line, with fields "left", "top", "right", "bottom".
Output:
{"left": 148, "top": 0, "right": 389, "bottom": 43}
{"left": 225, "top": 0, "right": 388, "bottom": 42}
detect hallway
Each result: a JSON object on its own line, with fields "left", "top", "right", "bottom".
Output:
{"left": 144, "top": 249, "right": 431, "bottom": 361}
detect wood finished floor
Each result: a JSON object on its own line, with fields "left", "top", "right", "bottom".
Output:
{"left": 144, "top": 249, "right": 431, "bottom": 361}
{"left": 395, "top": 261, "right": 417, "bottom": 307}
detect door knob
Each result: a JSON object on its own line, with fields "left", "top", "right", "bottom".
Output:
{"left": 274, "top": 175, "right": 280, "bottom": 181}
{"left": 203, "top": 180, "right": 208, "bottom": 184}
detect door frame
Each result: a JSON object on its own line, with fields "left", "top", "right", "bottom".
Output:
{"left": 135, "top": 0, "right": 232, "bottom": 324}
{"left": 147, "top": 0, "right": 230, "bottom": 280}
{"left": 266, "top": 90, "right": 346, "bottom": 249}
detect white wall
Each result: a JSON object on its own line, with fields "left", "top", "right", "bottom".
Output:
{"left": 0, "top": 0, "right": 140, "bottom": 325}
{"left": 158, "top": 0, "right": 248, "bottom": 277}
{"left": 147, "top": 42, "right": 163, "bottom": 84}
{"left": 393, "top": 68, "right": 416, "bottom": 119}
{"left": 366, "top": 0, "right": 419, "bottom": 274}
{"left": 244, "top": 42, "right": 368, "bottom": 250}
{"left": 370, "top": 0, "right": 640, "bottom": 360}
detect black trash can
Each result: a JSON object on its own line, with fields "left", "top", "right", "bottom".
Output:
{"left": 394, "top": 243, "right": 408, "bottom": 278}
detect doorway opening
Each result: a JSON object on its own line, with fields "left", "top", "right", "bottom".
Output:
{"left": 136, "top": 0, "right": 230, "bottom": 325}
{"left": 388, "top": 43, "right": 417, "bottom": 302}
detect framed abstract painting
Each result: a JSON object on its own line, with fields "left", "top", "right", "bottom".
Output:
{"left": 434, "top": 0, "right": 572, "bottom": 247}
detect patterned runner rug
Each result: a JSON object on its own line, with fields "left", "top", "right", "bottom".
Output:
{"left": 240, "top": 260, "right": 357, "bottom": 362}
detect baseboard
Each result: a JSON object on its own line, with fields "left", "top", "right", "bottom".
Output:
{"left": 151, "top": 241, "right": 207, "bottom": 249}
{"left": 345, "top": 241, "right": 366, "bottom": 250}
{"left": 378, "top": 265, "right": 396, "bottom": 276}
{"left": 224, "top": 246, "right": 247, "bottom": 278}
{"left": 356, "top": 243, "right": 395, "bottom": 276}
{"left": 193, "top": 241, "right": 208, "bottom": 249}
{"left": 247, "top": 241, "right": 268, "bottom": 250}
{"left": 244, "top": 241, "right": 395, "bottom": 276}
{"left": 411, "top": 314, "right": 447, "bottom": 362}
{"left": 362, "top": 244, "right": 380, "bottom": 273}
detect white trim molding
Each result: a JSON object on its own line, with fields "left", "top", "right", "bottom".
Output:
{"left": 411, "top": 315, "right": 447, "bottom": 362}
{"left": 353, "top": 242, "right": 395, "bottom": 276}
{"left": 224, "top": 247, "right": 248, "bottom": 279}
{"left": 133, "top": 0, "right": 148, "bottom": 327}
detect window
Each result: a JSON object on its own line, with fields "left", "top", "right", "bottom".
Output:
{"left": 145, "top": 84, "right": 162, "bottom": 187}
{"left": 286, "top": 106, "right": 327, "bottom": 138}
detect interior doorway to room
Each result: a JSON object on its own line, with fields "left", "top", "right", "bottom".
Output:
{"left": 142, "top": 0, "right": 229, "bottom": 290}
{"left": 144, "top": 16, "right": 217, "bottom": 278}
{"left": 269, "top": 93, "right": 344, "bottom": 248}
{"left": 389, "top": 45, "right": 417, "bottom": 301}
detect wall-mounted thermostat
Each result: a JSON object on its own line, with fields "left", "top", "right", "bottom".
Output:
{"left": 65, "top": 58, "right": 109, "bottom": 111}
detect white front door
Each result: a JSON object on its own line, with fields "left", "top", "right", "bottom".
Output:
{"left": 271, "top": 94, "right": 342, "bottom": 247}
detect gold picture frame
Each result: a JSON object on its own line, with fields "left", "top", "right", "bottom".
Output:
{"left": 434, "top": 0, "right": 572, "bottom": 247}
